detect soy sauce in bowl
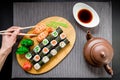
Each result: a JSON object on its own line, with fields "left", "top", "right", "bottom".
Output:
{"left": 78, "top": 9, "right": 93, "bottom": 23}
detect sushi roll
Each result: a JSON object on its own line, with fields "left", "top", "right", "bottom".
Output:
{"left": 42, "top": 39, "right": 49, "bottom": 46}
{"left": 33, "top": 54, "right": 41, "bottom": 62}
{"left": 46, "top": 34, "right": 55, "bottom": 41}
{"left": 50, "top": 45, "right": 61, "bottom": 56}
{"left": 33, "top": 45, "right": 41, "bottom": 53}
{"left": 59, "top": 38, "right": 70, "bottom": 48}
{"left": 50, "top": 49, "right": 57, "bottom": 56}
{"left": 51, "top": 27, "right": 63, "bottom": 37}
{"left": 30, "top": 59, "right": 36, "bottom": 65}
{"left": 50, "top": 40, "right": 57, "bottom": 47}
{"left": 56, "top": 27, "right": 63, "bottom": 34}
{"left": 42, "top": 56, "right": 50, "bottom": 63}
{"left": 34, "top": 63, "right": 41, "bottom": 70}
{"left": 47, "top": 53, "right": 53, "bottom": 58}
{"left": 25, "top": 52, "right": 32, "bottom": 60}
{"left": 42, "top": 47, "right": 49, "bottom": 54}
{"left": 60, "top": 33, "right": 66, "bottom": 40}
{"left": 38, "top": 60, "right": 44, "bottom": 66}
{"left": 51, "top": 30, "right": 58, "bottom": 37}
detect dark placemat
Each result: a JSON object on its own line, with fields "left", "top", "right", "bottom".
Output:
{"left": 12, "top": 2, "right": 112, "bottom": 78}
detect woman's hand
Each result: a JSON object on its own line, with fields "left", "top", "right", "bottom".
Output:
{"left": 0, "top": 26, "right": 20, "bottom": 56}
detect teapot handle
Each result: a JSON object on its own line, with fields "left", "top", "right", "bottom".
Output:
{"left": 86, "top": 30, "right": 93, "bottom": 40}
{"left": 104, "top": 64, "right": 113, "bottom": 76}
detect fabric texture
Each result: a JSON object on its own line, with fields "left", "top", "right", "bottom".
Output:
{"left": 12, "top": 2, "right": 112, "bottom": 78}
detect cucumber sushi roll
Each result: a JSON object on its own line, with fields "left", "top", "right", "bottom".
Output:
{"left": 50, "top": 40, "right": 57, "bottom": 47}
{"left": 42, "top": 39, "right": 49, "bottom": 46}
{"left": 33, "top": 45, "right": 41, "bottom": 53}
{"left": 51, "top": 27, "right": 63, "bottom": 37}
{"left": 25, "top": 52, "right": 32, "bottom": 60}
{"left": 33, "top": 54, "right": 41, "bottom": 62}
{"left": 42, "top": 56, "right": 50, "bottom": 63}
{"left": 42, "top": 47, "right": 49, "bottom": 54}
{"left": 60, "top": 33, "right": 66, "bottom": 40}
{"left": 59, "top": 38, "right": 70, "bottom": 48}
{"left": 34, "top": 63, "right": 41, "bottom": 70}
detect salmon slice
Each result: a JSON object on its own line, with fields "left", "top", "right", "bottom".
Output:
{"left": 33, "top": 24, "right": 46, "bottom": 34}
{"left": 36, "top": 27, "right": 53, "bottom": 42}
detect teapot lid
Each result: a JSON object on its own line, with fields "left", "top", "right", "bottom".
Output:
{"left": 90, "top": 40, "right": 113, "bottom": 65}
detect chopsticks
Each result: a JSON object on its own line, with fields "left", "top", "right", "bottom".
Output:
{"left": 0, "top": 33, "right": 37, "bottom": 36}
{"left": 0, "top": 26, "right": 34, "bottom": 33}
{"left": 0, "top": 26, "right": 36, "bottom": 36}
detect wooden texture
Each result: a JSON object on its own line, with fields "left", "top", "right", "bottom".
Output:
{"left": 16, "top": 16, "right": 76, "bottom": 74}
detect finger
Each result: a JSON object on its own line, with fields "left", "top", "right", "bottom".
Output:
{"left": 11, "top": 29, "right": 20, "bottom": 37}
{"left": 6, "top": 26, "right": 22, "bottom": 33}
{"left": 7, "top": 26, "right": 21, "bottom": 31}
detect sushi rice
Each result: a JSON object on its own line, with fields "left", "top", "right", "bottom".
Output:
{"left": 50, "top": 49, "right": 57, "bottom": 56}
{"left": 42, "top": 56, "right": 50, "bottom": 63}
{"left": 34, "top": 63, "right": 41, "bottom": 70}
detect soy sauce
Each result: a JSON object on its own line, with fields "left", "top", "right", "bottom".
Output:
{"left": 78, "top": 9, "right": 93, "bottom": 23}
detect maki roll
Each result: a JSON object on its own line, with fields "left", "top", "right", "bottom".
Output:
{"left": 60, "top": 33, "right": 66, "bottom": 40}
{"left": 42, "top": 39, "right": 49, "bottom": 46}
{"left": 50, "top": 40, "right": 57, "bottom": 47}
{"left": 50, "top": 49, "right": 57, "bottom": 56}
{"left": 33, "top": 54, "right": 41, "bottom": 62}
{"left": 42, "top": 47, "right": 49, "bottom": 54}
{"left": 42, "top": 56, "right": 50, "bottom": 63}
{"left": 51, "top": 27, "right": 63, "bottom": 37}
{"left": 50, "top": 46, "right": 61, "bottom": 56}
{"left": 34, "top": 63, "right": 41, "bottom": 70}
{"left": 30, "top": 59, "right": 36, "bottom": 65}
{"left": 25, "top": 52, "right": 32, "bottom": 60}
{"left": 46, "top": 34, "right": 55, "bottom": 41}
{"left": 33, "top": 45, "right": 41, "bottom": 53}
{"left": 59, "top": 38, "right": 70, "bottom": 48}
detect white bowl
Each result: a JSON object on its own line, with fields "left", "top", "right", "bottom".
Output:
{"left": 73, "top": 3, "right": 100, "bottom": 28}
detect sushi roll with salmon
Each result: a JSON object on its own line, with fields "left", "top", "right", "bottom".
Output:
{"left": 50, "top": 40, "right": 57, "bottom": 47}
{"left": 33, "top": 54, "right": 41, "bottom": 62}
{"left": 42, "top": 47, "right": 49, "bottom": 54}
{"left": 60, "top": 33, "right": 66, "bottom": 40}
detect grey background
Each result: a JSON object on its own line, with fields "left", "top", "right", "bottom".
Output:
{"left": 12, "top": 2, "right": 112, "bottom": 78}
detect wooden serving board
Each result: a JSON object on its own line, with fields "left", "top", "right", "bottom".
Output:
{"left": 16, "top": 16, "right": 76, "bottom": 74}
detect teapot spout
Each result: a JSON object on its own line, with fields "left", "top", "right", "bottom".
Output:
{"left": 86, "top": 30, "right": 93, "bottom": 40}
{"left": 104, "top": 64, "right": 113, "bottom": 76}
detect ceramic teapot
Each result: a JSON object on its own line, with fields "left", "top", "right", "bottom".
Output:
{"left": 83, "top": 31, "right": 114, "bottom": 75}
